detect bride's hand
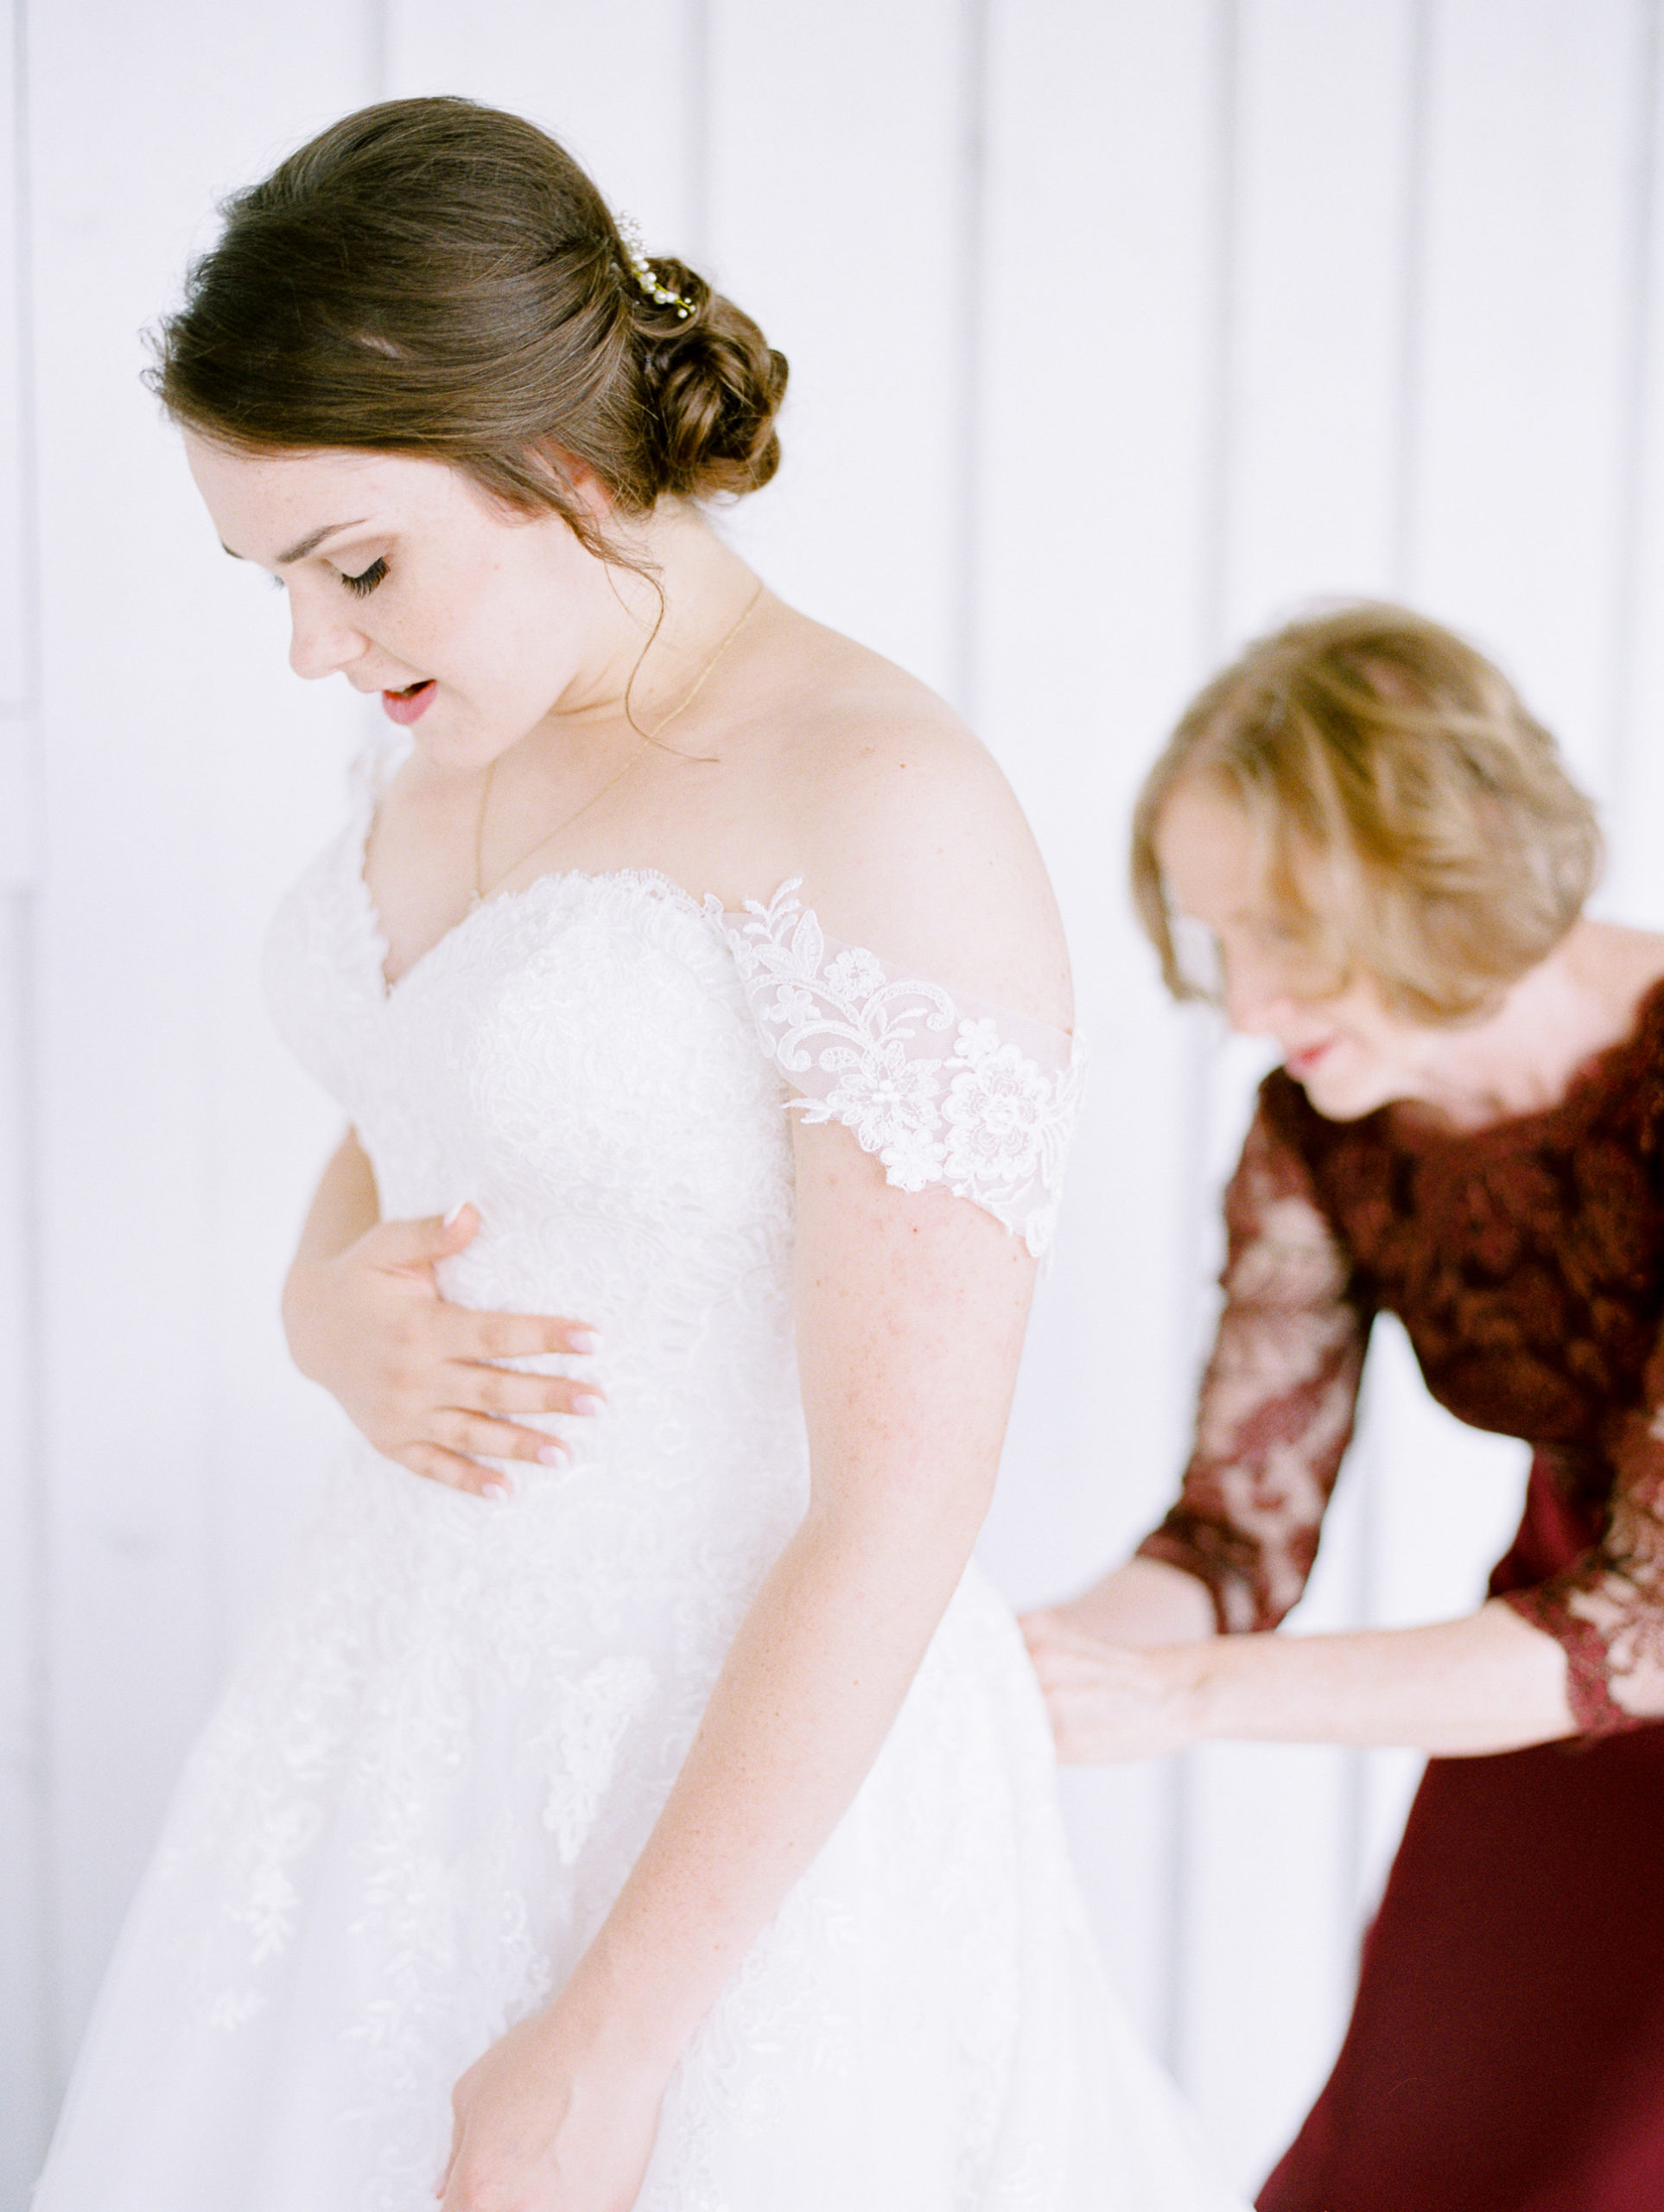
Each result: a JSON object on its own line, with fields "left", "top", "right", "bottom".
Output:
{"left": 282, "top": 1203, "right": 603, "bottom": 1496}
{"left": 437, "top": 2000, "right": 668, "bottom": 2211}
{"left": 1021, "top": 1610, "right": 1208, "bottom": 1763}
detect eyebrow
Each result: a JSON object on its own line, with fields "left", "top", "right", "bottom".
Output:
{"left": 219, "top": 518, "right": 372, "bottom": 565}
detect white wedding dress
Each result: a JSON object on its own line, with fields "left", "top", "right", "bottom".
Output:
{"left": 35, "top": 742, "right": 1242, "bottom": 2212}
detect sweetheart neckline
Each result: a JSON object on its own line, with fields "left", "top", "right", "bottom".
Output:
{"left": 355, "top": 853, "right": 717, "bottom": 1001}
{"left": 347, "top": 767, "right": 721, "bottom": 999}
{"left": 342, "top": 784, "right": 1078, "bottom": 1055}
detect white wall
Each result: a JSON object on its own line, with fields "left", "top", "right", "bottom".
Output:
{"left": 3, "top": 0, "right": 1661, "bottom": 2199}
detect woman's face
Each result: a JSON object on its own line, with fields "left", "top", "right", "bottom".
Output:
{"left": 185, "top": 436, "right": 633, "bottom": 771}
{"left": 1154, "top": 778, "right": 1454, "bottom": 1121}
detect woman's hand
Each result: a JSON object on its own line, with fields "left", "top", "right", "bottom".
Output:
{"left": 437, "top": 1999, "right": 668, "bottom": 2212}
{"left": 1021, "top": 1611, "right": 1208, "bottom": 1763}
{"left": 1023, "top": 1557, "right": 1218, "bottom": 1649}
{"left": 1025, "top": 1602, "right": 1579, "bottom": 1760}
{"left": 282, "top": 1200, "right": 604, "bottom": 1497}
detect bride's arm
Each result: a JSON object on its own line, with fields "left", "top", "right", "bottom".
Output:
{"left": 441, "top": 1126, "right": 1037, "bottom": 2209}
{"left": 282, "top": 1128, "right": 603, "bottom": 1493}
{"left": 594, "top": 1122, "right": 1034, "bottom": 2005}
{"left": 440, "top": 703, "right": 1066, "bottom": 2210}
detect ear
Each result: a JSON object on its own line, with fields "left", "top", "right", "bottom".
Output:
{"left": 530, "top": 441, "right": 615, "bottom": 520}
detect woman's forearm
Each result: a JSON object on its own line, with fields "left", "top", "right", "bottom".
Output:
{"left": 1041, "top": 1555, "right": 1217, "bottom": 1647}
{"left": 562, "top": 1481, "right": 990, "bottom": 2069}
{"left": 1033, "top": 1599, "right": 1578, "bottom": 1764}
{"left": 289, "top": 1127, "right": 379, "bottom": 1268}
{"left": 1184, "top": 1600, "right": 1575, "bottom": 1754}
{"left": 281, "top": 1128, "right": 382, "bottom": 1388}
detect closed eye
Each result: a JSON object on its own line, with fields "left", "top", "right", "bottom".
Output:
{"left": 342, "top": 557, "right": 388, "bottom": 597}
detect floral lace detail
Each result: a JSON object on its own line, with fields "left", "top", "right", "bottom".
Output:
{"left": 715, "top": 879, "right": 1082, "bottom": 1257}
{"left": 1136, "top": 1103, "right": 1373, "bottom": 1631}
{"left": 1143, "top": 1010, "right": 1664, "bottom": 1737}
{"left": 1505, "top": 1407, "right": 1664, "bottom": 1732}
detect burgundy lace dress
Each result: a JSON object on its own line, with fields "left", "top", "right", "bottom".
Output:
{"left": 1139, "top": 979, "right": 1664, "bottom": 2212}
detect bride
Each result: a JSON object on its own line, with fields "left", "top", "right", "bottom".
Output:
{"left": 35, "top": 96, "right": 1239, "bottom": 2211}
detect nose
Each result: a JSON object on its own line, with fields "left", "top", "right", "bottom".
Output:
{"left": 1220, "top": 946, "right": 1299, "bottom": 1038}
{"left": 286, "top": 587, "right": 369, "bottom": 683}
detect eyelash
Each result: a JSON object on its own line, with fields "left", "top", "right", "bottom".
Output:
{"left": 341, "top": 557, "right": 388, "bottom": 597}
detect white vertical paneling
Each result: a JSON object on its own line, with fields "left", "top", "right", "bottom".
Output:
{"left": 28, "top": 0, "right": 377, "bottom": 2081}
{"left": 1408, "top": 0, "right": 1645, "bottom": 807}
{"left": 0, "top": 0, "right": 36, "bottom": 888}
{"left": 1219, "top": 0, "right": 1419, "bottom": 625}
{"left": 0, "top": 0, "right": 24, "bottom": 708}
{"left": 1175, "top": 4, "right": 1424, "bottom": 2183}
{"left": 973, "top": 0, "right": 1223, "bottom": 2059}
{"left": 705, "top": 0, "right": 969, "bottom": 702}
{"left": 0, "top": 1, "right": 46, "bottom": 2197}
{"left": 0, "top": 894, "right": 45, "bottom": 2211}
{"left": 384, "top": 0, "right": 701, "bottom": 242}
{"left": 1607, "top": 0, "right": 1664, "bottom": 929}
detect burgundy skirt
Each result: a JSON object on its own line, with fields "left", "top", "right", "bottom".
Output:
{"left": 1259, "top": 1456, "right": 1664, "bottom": 2212}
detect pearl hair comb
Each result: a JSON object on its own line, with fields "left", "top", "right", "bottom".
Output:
{"left": 616, "top": 212, "right": 693, "bottom": 321}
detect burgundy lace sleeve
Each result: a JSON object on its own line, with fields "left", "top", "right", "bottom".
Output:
{"left": 1502, "top": 1382, "right": 1664, "bottom": 1734}
{"left": 1135, "top": 1100, "right": 1374, "bottom": 1632}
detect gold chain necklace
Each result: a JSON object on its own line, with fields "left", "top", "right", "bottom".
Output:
{"left": 472, "top": 580, "right": 764, "bottom": 907}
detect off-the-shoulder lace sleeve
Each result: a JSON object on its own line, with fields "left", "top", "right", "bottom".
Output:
{"left": 1135, "top": 1098, "right": 1375, "bottom": 1631}
{"left": 1502, "top": 1385, "right": 1664, "bottom": 1734}
{"left": 714, "top": 879, "right": 1083, "bottom": 1257}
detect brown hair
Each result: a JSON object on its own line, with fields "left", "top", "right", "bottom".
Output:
{"left": 149, "top": 97, "right": 788, "bottom": 558}
{"left": 1131, "top": 601, "right": 1603, "bottom": 1024}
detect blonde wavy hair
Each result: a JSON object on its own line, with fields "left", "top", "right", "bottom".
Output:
{"left": 1131, "top": 602, "right": 1603, "bottom": 1025}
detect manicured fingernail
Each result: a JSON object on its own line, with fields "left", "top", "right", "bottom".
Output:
{"left": 568, "top": 1329, "right": 602, "bottom": 1354}
{"left": 481, "top": 1478, "right": 511, "bottom": 1501}
{"left": 572, "top": 1392, "right": 605, "bottom": 1417}
{"left": 442, "top": 1200, "right": 467, "bottom": 1228}
{"left": 536, "top": 1444, "right": 566, "bottom": 1466}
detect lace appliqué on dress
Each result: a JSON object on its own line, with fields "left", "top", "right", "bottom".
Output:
{"left": 1505, "top": 1413, "right": 1664, "bottom": 1735}
{"left": 715, "top": 880, "right": 1081, "bottom": 1258}
{"left": 1135, "top": 1103, "right": 1373, "bottom": 1632}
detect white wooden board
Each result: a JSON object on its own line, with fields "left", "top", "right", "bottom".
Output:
{"left": 1409, "top": 0, "right": 1643, "bottom": 807}
{"left": 25, "top": 0, "right": 377, "bottom": 2082}
{"left": 972, "top": 0, "right": 1225, "bottom": 2060}
{"left": 0, "top": 0, "right": 37, "bottom": 891}
{"left": 386, "top": 0, "right": 699, "bottom": 245}
{"left": 1604, "top": 2, "right": 1664, "bottom": 928}
{"left": 0, "top": 892, "right": 45, "bottom": 2209}
{"left": 707, "top": 0, "right": 969, "bottom": 702}
{"left": 0, "top": 0, "right": 27, "bottom": 712}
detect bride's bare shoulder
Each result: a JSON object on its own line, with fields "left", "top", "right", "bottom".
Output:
{"left": 753, "top": 618, "right": 1071, "bottom": 1028}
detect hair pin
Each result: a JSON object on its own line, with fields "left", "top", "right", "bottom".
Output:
{"left": 616, "top": 212, "right": 693, "bottom": 321}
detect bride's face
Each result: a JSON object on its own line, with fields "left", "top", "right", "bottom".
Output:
{"left": 185, "top": 436, "right": 635, "bottom": 769}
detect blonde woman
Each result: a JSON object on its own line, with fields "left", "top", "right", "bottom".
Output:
{"left": 35, "top": 97, "right": 1241, "bottom": 2212}
{"left": 1025, "top": 601, "right": 1664, "bottom": 2212}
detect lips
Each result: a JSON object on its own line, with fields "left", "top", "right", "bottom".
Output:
{"left": 380, "top": 678, "right": 436, "bottom": 727}
{"left": 1285, "top": 1040, "right": 1334, "bottom": 1078}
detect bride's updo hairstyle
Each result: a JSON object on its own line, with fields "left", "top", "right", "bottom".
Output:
{"left": 1132, "top": 601, "right": 1603, "bottom": 1026}
{"left": 150, "top": 96, "right": 788, "bottom": 559}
